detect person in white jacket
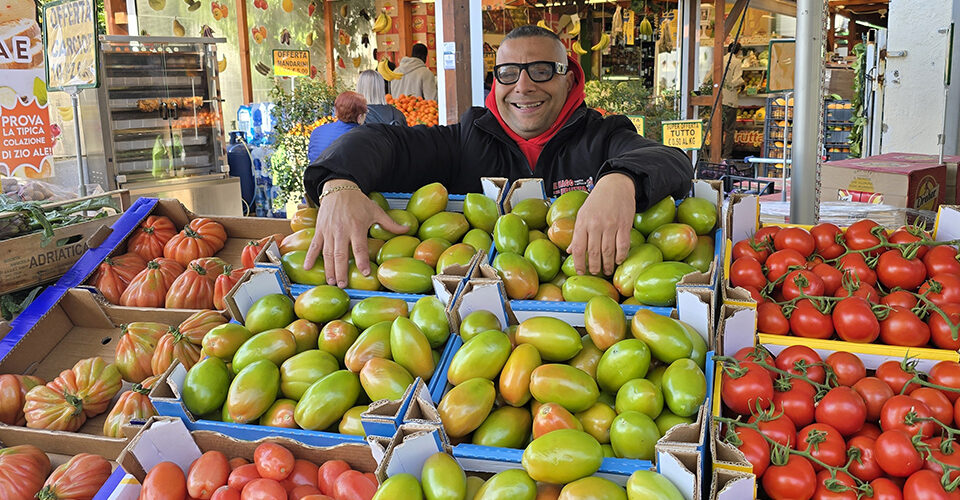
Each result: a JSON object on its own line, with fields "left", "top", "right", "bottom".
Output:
{"left": 390, "top": 43, "right": 438, "bottom": 101}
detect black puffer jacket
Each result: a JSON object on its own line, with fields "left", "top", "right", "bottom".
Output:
{"left": 304, "top": 104, "right": 693, "bottom": 211}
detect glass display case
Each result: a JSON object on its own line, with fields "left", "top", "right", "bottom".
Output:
{"left": 91, "top": 35, "right": 241, "bottom": 215}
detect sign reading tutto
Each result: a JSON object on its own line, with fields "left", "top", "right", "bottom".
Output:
{"left": 626, "top": 115, "right": 645, "bottom": 136}
{"left": 273, "top": 50, "right": 311, "bottom": 77}
{"left": 42, "top": 0, "right": 99, "bottom": 90}
{"left": 661, "top": 120, "right": 704, "bottom": 150}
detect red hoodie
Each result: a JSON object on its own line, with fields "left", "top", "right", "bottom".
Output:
{"left": 484, "top": 56, "right": 586, "bottom": 171}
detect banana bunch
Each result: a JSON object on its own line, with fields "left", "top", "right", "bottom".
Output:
{"left": 373, "top": 11, "right": 392, "bottom": 34}
{"left": 591, "top": 32, "right": 610, "bottom": 51}
{"left": 57, "top": 106, "right": 73, "bottom": 121}
{"left": 377, "top": 58, "right": 403, "bottom": 81}
{"left": 567, "top": 21, "right": 580, "bottom": 37}
{"left": 639, "top": 17, "right": 654, "bottom": 37}
{"left": 572, "top": 41, "right": 588, "bottom": 55}
{"left": 536, "top": 20, "right": 553, "bottom": 33}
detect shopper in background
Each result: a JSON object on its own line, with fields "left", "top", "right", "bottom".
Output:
{"left": 305, "top": 25, "right": 691, "bottom": 288}
{"left": 356, "top": 70, "right": 408, "bottom": 127}
{"left": 390, "top": 43, "right": 438, "bottom": 101}
{"left": 307, "top": 91, "right": 367, "bottom": 163}
{"left": 721, "top": 42, "right": 744, "bottom": 160}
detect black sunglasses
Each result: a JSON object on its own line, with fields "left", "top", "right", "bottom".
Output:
{"left": 493, "top": 61, "right": 568, "bottom": 85}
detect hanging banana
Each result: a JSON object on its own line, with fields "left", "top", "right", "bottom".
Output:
{"left": 567, "top": 21, "right": 580, "bottom": 37}
{"left": 639, "top": 17, "right": 654, "bottom": 37}
{"left": 537, "top": 20, "right": 553, "bottom": 33}
{"left": 373, "top": 11, "right": 391, "bottom": 34}
{"left": 591, "top": 32, "right": 610, "bottom": 51}
{"left": 377, "top": 58, "right": 404, "bottom": 81}
{"left": 571, "top": 41, "right": 588, "bottom": 55}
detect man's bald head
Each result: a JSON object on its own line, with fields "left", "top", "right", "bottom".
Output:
{"left": 502, "top": 25, "right": 567, "bottom": 61}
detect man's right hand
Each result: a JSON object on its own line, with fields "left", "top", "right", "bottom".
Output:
{"left": 304, "top": 180, "right": 408, "bottom": 288}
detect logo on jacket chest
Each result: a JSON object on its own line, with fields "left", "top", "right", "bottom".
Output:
{"left": 552, "top": 177, "right": 594, "bottom": 196}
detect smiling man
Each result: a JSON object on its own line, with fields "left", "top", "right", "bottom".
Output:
{"left": 303, "top": 25, "right": 693, "bottom": 287}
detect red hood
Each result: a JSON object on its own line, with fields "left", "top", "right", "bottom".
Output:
{"left": 484, "top": 56, "right": 586, "bottom": 170}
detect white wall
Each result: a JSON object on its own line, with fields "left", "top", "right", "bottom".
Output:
{"left": 880, "top": 0, "right": 954, "bottom": 154}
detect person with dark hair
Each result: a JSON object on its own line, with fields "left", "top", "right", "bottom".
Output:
{"left": 307, "top": 91, "right": 367, "bottom": 163}
{"left": 484, "top": 71, "right": 494, "bottom": 100}
{"left": 303, "top": 25, "right": 692, "bottom": 288}
{"left": 390, "top": 43, "right": 437, "bottom": 100}
{"left": 721, "top": 42, "right": 744, "bottom": 159}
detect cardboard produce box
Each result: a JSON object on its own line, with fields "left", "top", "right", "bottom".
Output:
{"left": 868, "top": 152, "right": 960, "bottom": 204}
{"left": 821, "top": 155, "right": 945, "bottom": 210}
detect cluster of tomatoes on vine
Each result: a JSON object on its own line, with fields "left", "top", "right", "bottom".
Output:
{"left": 729, "top": 219, "right": 960, "bottom": 348}
{"left": 717, "top": 345, "right": 960, "bottom": 500}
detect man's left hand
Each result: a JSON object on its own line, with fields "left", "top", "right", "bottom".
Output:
{"left": 567, "top": 173, "right": 636, "bottom": 276}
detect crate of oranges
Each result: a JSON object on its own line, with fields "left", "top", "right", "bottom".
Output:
{"left": 386, "top": 94, "right": 439, "bottom": 127}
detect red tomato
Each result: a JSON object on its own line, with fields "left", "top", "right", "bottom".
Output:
{"left": 762, "top": 454, "right": 816, "bottom": 500}
{"left": 806, "top": 256, "right": 825, "bottom": 270}
{"left": 758, "top": 302, "right": 790, "bottom": 335}
{"left": 774, "top": 227, "right": 816, "bottom": 257}
{"left": 721, "top": 361, "right": 774, "bottom": 415}
{"left": 782, "top": 270, "right": 826, "bottom": 301}
{"left": 775, "top": 345, "right": 826, "bottom": 383}
{"left": 854, "top": 377, "right": 896, "bottom": 422}
{"left": 838, "top": 253, "right": 878, "bottom": 286}
{"left": 880, "top": 307, "right": 932, "bottom": 347}
{"left": 797, "top": 423, "right": 847, "bottom": 471}
{"left": 812, "top": 263, "right": 844, "bottom": 296}
{"left": 748, "top": 413, "right": 797, "bottom": 448}
{"left": 867, "top": 478, "right": 904, "bottom": 500}
{"left": 924, "top": 246, "right": 960, "bottom": 277}
{"left": 919, "top": 274, "right": 960, "bottom": 306}
{"left": 910, "top": 387, "right": 954, "bottom": 427}
{"left": 228, "top": 465, "right": 261, "bottom": 492}
{"left": 774, "top": 378, "right": 817, "bottom": 428}
{"left": 928, "top": 303, "right": 960, "bottom": 350}
{"left": 924, "top": 437, "right": 960, "bottom": 483}
{"left": 142, "top": 462, "right": 188, "bottom": 500}
{"left": 280, "top": 461, "right": 319, "bottom": 490}
{"left": 813, "top": 469, "right": 857, "bottom": 500}
{"left": 882, "top": 290, "right": 919, "bottom": 309}
{"left": 254, "top": 443, "right": 295, "bottom": 482}
{"left": 877, "top": 361, "right": 922, "bottom": 394}
{"left": 833, "top": 296, "right": 880, "bottom": 343}
{"left": 816, "top": 386, "right": 867, "bottom": 437}
{"left": 845, "top": 219, "right": 883, "bottom": 255}
{"left": 825, "top": 351, "right": 866, "bottom": 386}
{"left": 790, "top": 299, "right": 835, "bottom": 339}
{"left": 766, "top": 249, "right": 807, "bottom": 283}
{"left": 730, "top": 257, "right": 768, "bottom": 290}
{"left": 875, "top": 430, "right": 925, "bottom": 478}
{"left": 316, "top": 461, "right": 351, "bottom": 496}
{"left": 230, "top": 458, "right": 250, "bottom": 470}
{"left": 188, "top": 451, "right": 230, "bottom": 499}
{"left": 903, "top": 469, "right": 960, "bottom": 500}
{"left": 241, "top": 479, "right": 286, "bottom": 500}
{"left": 848, "top": 435, "right": 883, "bottom": 482}
{"left": 811, "top": 223, "right": 845, "bottom": 259}
{"left": 289, "top": 485, "right": 321, "bottom": 500}
{"left": 728, "top": 427, "right": 770, "bottom": 478}
{"left": 740, "top": 285, "right": 767, "bottom": 304}
{"left": 733, "top": 346, "right": 777, "bottom": 381}
{"left": 889, "top": 227, "right": 930, "bottom": 259}
{"left": 755, "top": 226, "right": 781, "bottom": 245}
{"left": 732, "top": 239, "right": 771, "bottom": 264}
{"left": 930, "top": 361, "right": 960, "bottom": 403}
{"left": 332, "top": 471, "right": 377, "bottom": 500}
{"left": 878, "top": 250, "right": 928, "bottom": 291}
{"left": 211, "top": 486, "right": 242, "bottom": 500}
{"left": 881, "top": 395, "right": 936, "bottom": 439}
{"left": 854, "top": 422, "right": 883, "bottom": 441}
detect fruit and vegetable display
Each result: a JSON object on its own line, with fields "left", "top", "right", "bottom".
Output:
{"left": 385, "top": 94, "right": 439, "bottom": 127}
{"left": 729, "top": 220, "right": 960, "bottom": 348}
{"left": 490, "top": 192, "right": 717, "bottom": 306}
{"left": 437, "top": 296, "right": 708, "bottom": 463}
{"left": 0, "top": 445, "right": 112, "bottom": 500}
{"left": 280, "top": 183, "right": 495, "bottom": 294}
{"left": 0, "top": 187, "right": 120, "bottom": 242}
{"left": 178, "top": 289, "right": 451, "bottom": 431}
{"left": 88, "top": 215, "right": 278, "bottom": 309}
{"left": 716, "top": 345, "right": 960, "bottom": 500}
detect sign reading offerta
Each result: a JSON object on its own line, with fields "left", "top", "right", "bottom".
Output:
{"left": 661, "top": 120, "right": 704, "bottom": 151}
{"left": 273, "top": 50, "right": 310, "bottom": 77}
{"left": 43, "top": 0, "right": 99, "bottom": 90}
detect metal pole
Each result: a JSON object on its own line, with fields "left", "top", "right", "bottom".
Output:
{"left": 68, "top": 87, "right": 88, "bottom": 196}
{"left": 791, "top": 0, "right": 825, "bottom": 224}
{"left": 782, "top": 92, "right": 791, "bottom": 202}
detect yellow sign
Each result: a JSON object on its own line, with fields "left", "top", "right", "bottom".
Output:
{"left": 624, "top": 10, "right": 636, "bottom": 46}
{"left": 43, "top": 0, "right": 99, "bottom": 90}
{"left": 626, "top": 115, "right": 645, "bottom": 136}
{"left": 661, "top": 120, "right": 703, "bottom": 150}
{"left": 273, "top": 50, "right": 311, "bottom": 77}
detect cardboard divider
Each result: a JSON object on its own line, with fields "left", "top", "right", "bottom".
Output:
{"left": 372, "top": 423, "right": 451, "bottom": 483}
{"left": 360, "top": 378, "right": 440, "bottom": 437}
{"left": 502, "top": 178, "right": 547, "bottom": 213}
{"left": 710, "top": 468, "right": 756, "bottom": 500}
{"left": 656, "top": 443, "right": 704, "bottom": 500}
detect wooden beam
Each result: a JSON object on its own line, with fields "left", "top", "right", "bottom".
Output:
{"left": 690, "top": 95, "right": 714, "bottom": 107}
{"left": 723, "top": 0, "right": 749, "bottom": 40}
{"left": 104, "top": 0, "right": 128, "bottom": 35}
{"left": 711, "top": 0, "right": 724, "bottom": 163}
{"left": 235, "top": 0, "right": 253, "bottom": 103}
{"left": 827, "top": 11, "right": 835, "bottom": 52}
{"left": 397, "top": 0, "right": 414, "bottom": 62}
{"left": 324, "top": 1, "right": 335, "bottom": 87}
{"left": 440, "top": 0, "right": 473, "bottom": 123}
{"left": 828, "top": 0, "right": 888, "bottom": 7}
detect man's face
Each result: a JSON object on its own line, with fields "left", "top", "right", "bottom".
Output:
{"left": 495, "top": 36, "right": 572, "bottom": 139}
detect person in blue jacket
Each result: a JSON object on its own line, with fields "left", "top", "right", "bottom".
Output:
{"left": 307, "top": 91, "right": 367, "bottom": 163}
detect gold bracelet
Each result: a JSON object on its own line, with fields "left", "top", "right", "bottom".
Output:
{"left": 318, "top": 185, "right": 362, "bottom": 205}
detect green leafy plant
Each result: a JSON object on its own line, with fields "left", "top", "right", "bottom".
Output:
{"left": 848, "top": 42, "right": 866, "bottom": 158}
{"left": 584, "top": 80, "right": 679, "bottom": 142}
{"left": 268, "top": 78, "right": 341, "bottom": 209}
